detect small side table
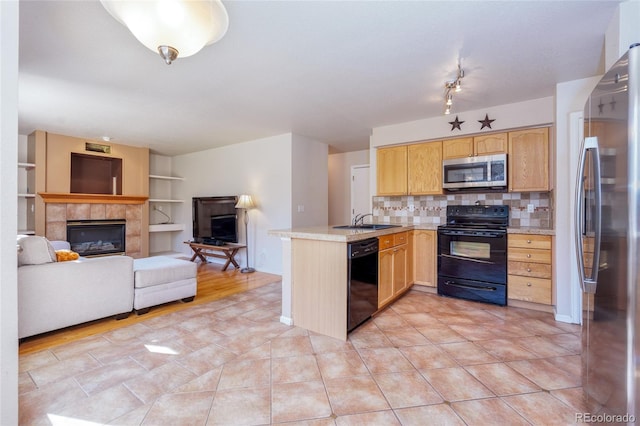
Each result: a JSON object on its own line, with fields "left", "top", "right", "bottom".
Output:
{"left": 184, "top": 241, "right": 246, "bottom": 271}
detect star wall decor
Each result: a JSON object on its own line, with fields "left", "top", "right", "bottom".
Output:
{"left": 478, "top": 114, "right": 495, "bottom": 130}
{"left": 448, "top": 115, "right": 464, "bottom": 131}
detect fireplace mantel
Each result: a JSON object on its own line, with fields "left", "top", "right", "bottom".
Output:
{"left": 39, "top": 192, "right": 148, "bottom": 204}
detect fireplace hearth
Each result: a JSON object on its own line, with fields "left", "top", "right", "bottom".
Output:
{"left": 67, "top": 219, "right": 126, "bottom": 257}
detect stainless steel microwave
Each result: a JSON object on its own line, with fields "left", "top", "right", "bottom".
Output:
{"left": 442, "top": 153, "right": 507, "bottom": 190}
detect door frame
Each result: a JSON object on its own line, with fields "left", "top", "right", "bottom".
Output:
{"left": 350, "top": 164, "right": 370, "bottom": 222}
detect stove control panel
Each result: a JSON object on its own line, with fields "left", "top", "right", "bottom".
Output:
{"left": 445, "top": 205, "right": 510, "bottom": 227}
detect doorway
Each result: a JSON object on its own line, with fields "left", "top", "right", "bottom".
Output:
{"left": 350, "top": 165, "right": 370, "bottom": 223}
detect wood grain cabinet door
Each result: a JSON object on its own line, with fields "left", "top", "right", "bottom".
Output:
{"left": 442, "top": 137, "right": 473, "bottom": 159}
{"left": 412, "top": 230, "right": 437, "bottom": 287}
{"left": 408, "top": 141, "right": 442, "bottom": 195}
{"left": 393, "top": 244, "right": 408, "bottom": 295}
{"left": 508, "top": 128, "right": 549, "bottom": 192}
{"left": 377, "top": 146, "right": 407, "bottom": 195}
{"left": 378, "top": 248, "right": 395, "bottom": 307}
{"left": 474, "top": 133, "right": 507, "bottom": 156}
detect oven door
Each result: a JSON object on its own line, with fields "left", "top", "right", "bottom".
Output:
{"left": 437, "top": 227, "right": 507, "bottom": 285}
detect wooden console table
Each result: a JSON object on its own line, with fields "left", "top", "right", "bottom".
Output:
{"left": 185, "top": 241, "right": 246, "bottom": 271}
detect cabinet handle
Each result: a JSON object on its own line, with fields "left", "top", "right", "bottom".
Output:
{"left": 385, "top": 240, "right": 390, "bottom": 244}
{"left": 527, "top": 254, "right": 531, "bottom": 258}
{"left": 527, "top": 239, "right": 532, "bottom": 244}
{"left": 527, "top": 282, "right": 532, "bottom": 287}
{"left": 527, "top": 268, "right": 532, "bottom": 272}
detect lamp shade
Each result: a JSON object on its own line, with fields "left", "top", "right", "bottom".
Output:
{"left": 101, "top": 0, "right": 229, "bottom": 61}
{"left": 235, "top": 194, "right": 255, "bottom": 209}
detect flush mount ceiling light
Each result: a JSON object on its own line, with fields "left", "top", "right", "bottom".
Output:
{"left": 443, "top": 64, "right": 465, "bottom": 115}
{"left": 100, "top": 0, "right": 229, "bottom": 65}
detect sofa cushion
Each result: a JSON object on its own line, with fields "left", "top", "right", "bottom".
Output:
{"left": 17, "top": 236, "right": 57, "bottom": 266}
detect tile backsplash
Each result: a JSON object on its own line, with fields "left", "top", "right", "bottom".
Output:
{"left": 372, "top": 191, "right": 553, "bottom": 229}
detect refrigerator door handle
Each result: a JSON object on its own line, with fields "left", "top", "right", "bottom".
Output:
{"left": 574, "top": 136, "right": 601, "bottom": 294}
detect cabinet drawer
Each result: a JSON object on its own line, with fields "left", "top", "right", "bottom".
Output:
{"left": 508, "top": 234, "right": 551, "bottom": 250}
{"left": 379, "top": 235, "right": 394, "bottom": 250}
{"left": 508, "top": 261, "right": 551, "bottom": 279}
{"left": 508, "top": 247, "right": 551, "bottom": 264}
{"left": 393, "top": 232, "right": 408, "bottom": 246}
{"left": 379, "top": 232, "right": 408, "bottom": 250}
{"left": 508, "top": 275, "right": 552, "bottom": 304}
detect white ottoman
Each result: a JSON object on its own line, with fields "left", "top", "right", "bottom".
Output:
{"left": 133, "top": 256, "right": 197, "bottom": 314}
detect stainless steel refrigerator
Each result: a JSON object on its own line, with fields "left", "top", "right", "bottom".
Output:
{"left": 576, "top": 42, "right": 639, "bottom": 420}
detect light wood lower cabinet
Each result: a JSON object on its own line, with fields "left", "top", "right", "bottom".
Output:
{"left": 410, "top": 230, "right": 437, "bottom": 287}
{"left": 508, "top": 234, "right": 552, "bottom": 305}
{"left": 378, "top": 232, "right": 409, "bottom": 308}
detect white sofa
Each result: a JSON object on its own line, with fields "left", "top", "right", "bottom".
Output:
{"left": 17, "top": 237, "right": 135, "bottom": 339}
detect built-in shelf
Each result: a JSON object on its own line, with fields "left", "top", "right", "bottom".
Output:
{"left": 149, "top": 223, "right": 185, "bottom": 232}
{"left": 149, "top": 174, "right": 184, "bottom": 181}
{"left": 18, "top": 162, "right": 36, "bottom": 169}
{"left": 18, "top": 229, "right": 36, "bottom": 235}
{"left": 18, "top": 193, "right": 36, "bottom": 198}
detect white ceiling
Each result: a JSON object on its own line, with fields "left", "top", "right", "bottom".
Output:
{"left": 18, "top": 1, "right": 621, "bottom": 156}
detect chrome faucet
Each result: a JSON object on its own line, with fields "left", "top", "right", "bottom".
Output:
{"left": 353, "top": 213, "right": 373, "bottom": 227}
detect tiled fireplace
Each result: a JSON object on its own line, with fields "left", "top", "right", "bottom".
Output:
{"left": 44, "top": 202, "right": 144, "bottom": 258}
{"left": 67, "top": 219, "right": 126, "bottom": 256}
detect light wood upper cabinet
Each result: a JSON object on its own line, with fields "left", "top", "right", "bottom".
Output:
{"left": 508, "top": 128, "right": 550, "bottom": 192}
{"left": 377, "top": 146, "right": 407, "bottom": 195}
{"left": 408, "top": 141, "right": 442, "bottom": 195}
{"left": 474, "top": 133, "right": 507, "bottom": 156}
{"left": 442, "top": 137, "right": 473, "bottom": 159}
{"left": 410, "top": 230, "right": 437, "bottom": 287}
{"left": 442, "top": 134, "right": 507, "bottom": 159}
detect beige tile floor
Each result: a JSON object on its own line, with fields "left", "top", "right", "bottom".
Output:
{"left": 19, "top": 283, "right": 590, "bottom": 425}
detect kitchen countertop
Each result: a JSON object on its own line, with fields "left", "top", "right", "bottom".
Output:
{"left": 507, "top": 227, "right": 555, "bottom": 236}
{"left": 269, "top": 225, "right": 413, "bottom": 242}
{"left": 270, "top": 223, "right": 554, "bottom": 242}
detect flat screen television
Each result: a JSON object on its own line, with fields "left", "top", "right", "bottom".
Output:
{"left": 192, "top": 196, "right": 238, "bottom": 244}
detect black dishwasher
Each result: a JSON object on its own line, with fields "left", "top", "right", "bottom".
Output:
{"left": 347, "top": 237, "right": 379, "bottom": 332}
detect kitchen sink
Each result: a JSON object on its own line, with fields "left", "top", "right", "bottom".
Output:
{"left": 333, "top": 224, "right": 401, "bottom": 230}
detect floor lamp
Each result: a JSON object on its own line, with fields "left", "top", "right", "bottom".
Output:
{"left": 235, "top": 194, "right": 255, "bottom": 273}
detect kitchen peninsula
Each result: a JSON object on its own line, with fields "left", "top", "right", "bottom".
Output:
{"left": 271, "top": 222, "right": 555, "bottom": 341}
{"left": 270, "top": 224, "right": 419, "bottom": 340}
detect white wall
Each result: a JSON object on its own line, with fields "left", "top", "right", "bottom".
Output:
{"left": 328, "top": 150, "right": 369, "bottom": 226}
{"left": 291, "top": 134, "right": 329, "bottom": 228}
{"left": 172, "top": 134, "right": 293, "bottom": 274}
{"left": 605, "top": 1, "right": 640, "bottom": 70}
{"left": 0, "top": 1, "right": 19, "bottom": 423}
{"left": 554, "top": 76, "right": 601, "bottom": 324}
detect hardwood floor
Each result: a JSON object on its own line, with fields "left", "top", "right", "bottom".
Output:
{"left": 18, "top": 261, "right": 282, "bottom": 356}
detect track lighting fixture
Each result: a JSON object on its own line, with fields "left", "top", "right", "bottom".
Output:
{"left": 443, "top": 64, "right": 465, "bottom": 114}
